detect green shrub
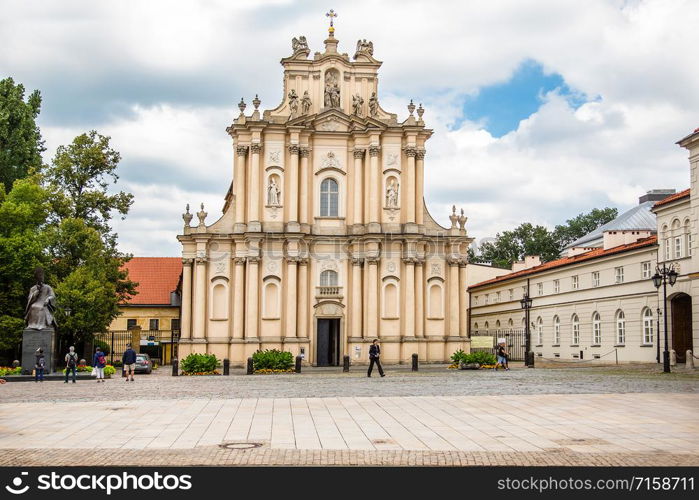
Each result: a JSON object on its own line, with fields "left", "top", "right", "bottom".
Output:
{"left": 180, "top": 353, "right": 219, "bottom": 374}
{"left": 252, "top": 349, "right": 294, "bottom": 371}
{"left": 450, "top": 349, "right": 468, "bottom": 364}
{"left": 464, "top": 351, "right": 497, "bottom": 365}
{"left": 0, "top": 366, "right": 21, "bottom": 376}
{"left": 104, "top": 365, "right": 116, "bottom": 377}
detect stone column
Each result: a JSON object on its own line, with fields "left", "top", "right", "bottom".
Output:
{"left": 448, "top": 258, "right": 460, "bottom": 336}
{"left": 234, "top": 146, "right": 248, "bottom": 226}
{"left": 297, "top": 258, "right": 309, "bottom": 338}
{"left": 368, "top": 146, "right": 381, "bottom": 224}
{"left": 351, "top": 258, "right": 363, "bottom": 338}
{"left": 232, "top": 258, "right": 246, "bottom": 339}
{"left": 245, "top": 257, "right": 260, "bottom": 339}
{"left": 459, "top": 260, "right": 468, "bottom": 337}
{"left": 353, "top": 148, "right": 365, "bottom": 225}
{"left": 367, "top": 257, "right": 379, "bottom": 338}
{"left": 299, "top": 147, "right": 310, "bottom": 225}
{"left": 403, "top": 258, "right": 415, "bottom": 337}
{"left": 287, "top": 145, "right": 299, "bottom": 223}
{"left": 416, "top": 149, "right": 425, "bottom": 225}
{"left": 404, "top": 147, "right": 417, "bottom": 223}
{"left": 249, "top": 143, "right": 262, "bottom": 223}
{"left": 284, "top": 257, "right": 298, "bottom": 338}
{"left": 193, "top": 256, "right": 207, "bottom": 339}
{"left": 415, "top": 258, "right": 424, "bottom": 337}
{"left": 180, "top": 259, "right": 193, "bottom": 339}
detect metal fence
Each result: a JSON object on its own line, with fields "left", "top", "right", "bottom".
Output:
{"left": 93, "top": 330, "right": 180, "bottom": 365}
{"left": 470, "top": 329, "right": 526, "bottom": 361}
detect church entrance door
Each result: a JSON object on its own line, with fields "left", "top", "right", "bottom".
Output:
{"left": 316, "top": 318, "right": 340, "bottom": 366}
{"left": 671, "top": 293, "right": 693, "bottom": 363}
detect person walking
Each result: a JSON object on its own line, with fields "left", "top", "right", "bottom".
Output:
{"left": 34, "top": 348, "right": 46, "bottom": 382}
{"left": 495, "top": 340, "right": 510, "bottom": 371}
{"left": 93, "top": 347, "right": 107, "bottom": 383}
{"left": 64, "top": 346, "right": 79, "bottom": 383}
{"left": 367, "top": 339, "right": 385, "bottom": 378}
{"left": 122, "top": 343, "right": 137, "bottom": 382}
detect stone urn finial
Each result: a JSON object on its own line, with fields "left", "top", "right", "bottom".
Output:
{"left": 408, "top": 99, "right": 416, "bottom": 116}
{"left": 182, "top": 203, "right": 193, "bottom": 227}
{"left": 253, "top": 94, "right": 261, "bottom": 110}
{"left": 238, "top": 98, "right": 246, "bottom": 116}
{"left": 449, "top": 205, "right": 458, "bottom": 229}
{"left": 458, "top": 208, "right": 467, "bottom": 231}
{"left": 197, "top": 203, "right": 208, "bottom": 227}
{"left": 417, "top": 103, "right": 424, "bottom": 120}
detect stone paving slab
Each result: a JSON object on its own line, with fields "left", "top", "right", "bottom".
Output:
{"left": 1, "top": 393, "right": 697, "bottom": 458}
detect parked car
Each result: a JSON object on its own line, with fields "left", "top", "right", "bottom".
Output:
{"left": 134, "top": 353, "right": 152, "bottom": 374}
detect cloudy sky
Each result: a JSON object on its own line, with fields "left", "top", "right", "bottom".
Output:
{"left": 3, "top": 0, "right": 698, "bottom": 256}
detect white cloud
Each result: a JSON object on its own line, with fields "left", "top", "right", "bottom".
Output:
{"left": 5, "top": 0, "right": 699, "bottom": 254}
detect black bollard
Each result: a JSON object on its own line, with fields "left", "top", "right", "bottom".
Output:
{"left": 172, "top": 358, "right": 179, "bottom": 377}
{"left": 246, "top": 357, "right": 254, "bottom": 375}
{"left": 411, "top": 353, "right": 418, "bottom": 371}
{"left": 343, "top": 355, "right": 350, "bottom": 372}
{"left": 295, "top": 355, "right": 302, "bottom": 373}
{"left": 223, "top": 358, "right": 230, "bottom": 376}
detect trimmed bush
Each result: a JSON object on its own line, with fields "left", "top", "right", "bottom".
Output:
{"left": 104, "top": 365, "right": 116, "bottom": 377}
{"left": 449, "top": 350, "right": 497, "bottom": 367}
{"left": 252, "top": 349, "right": 294, "bottom": 371}
{"left": 180, "top": 353, "right": 219, "bottom": 374}
{"left": 0, "top": 366, "right": 21, "bottom": 376}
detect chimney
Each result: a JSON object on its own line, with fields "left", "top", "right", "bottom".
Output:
{"left": 639, "top": 189, "right": 676, "bottom": 204}
{"left": 524, "top": 255, "right": 541, "bottom": 269}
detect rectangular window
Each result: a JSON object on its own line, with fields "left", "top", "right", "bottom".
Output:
{"left": 689, "top": 233, "right": 693, "bottom": 257}
{"left": 592, "top": 271, "right": 600, "bottom": 287}
{"left": 553, "top": 323, "right": 560, "bottom": 345}
{"left": 473, "top": 296, "right": 478, "bottom": 306}
{"left": 484, "top": 295, "right": 488, "bottom": 305}
{"left": 593, "top": 320, "right": 601, "bottom": 345}
{"left": 508, "top": 289, "right": 513, "bottom": 301}
{"left": 553, "top": 280, "right": 560, "bottom": 293}
{"left": 665, "top": 238, "right": 671, "bottom": 260}
{"left": 149, "top": 319, "right": 159, "bottom": 331}
{"left": 572, "top": 322, "right": 580, "bottom": 345}
{"left": 641, "top": 261, "right": 651, "bottom": 279}
{"left": 171, "top": 318, "right": 181, "bottom": 331}
{"left": 496, "top": 291, "right": 501, "bottom": 303}
{"left": 643, "top": 315, "right": 653, "bottom": 345}
{"left": 126, "top": 319, "right": 138, "bottom": 330}
{"left": 675, "top": 237, "right": 682, "bottom": 259}
{"left": 537, "top": 283, "right": 543, "bottom": 296}
{"left": 615, "top": 267, "right": 624, "bottom": 284}
{"left": 572, "top": 275, "right": 579, "bottom": 290}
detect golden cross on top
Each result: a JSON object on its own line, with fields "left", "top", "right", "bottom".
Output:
{"left": 325, "top": 9, "right": 337, "bottom": 34}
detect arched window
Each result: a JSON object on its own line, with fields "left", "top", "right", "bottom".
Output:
{"left": 263, "top": 281, "right": 280, "bottom": 319}
{"left": 484, "top": 321, "right": 489, "bottom": 333}
{"left": 320, "top": 178, "right": 339, "bottom": 217}
{"left": 592, "top": 312, "right": 601, "bottom": 345}
{"left": 428, "top": 283, "right": 443, "bottom": 319}
{"left": 508, "top": 318, "right": 513, "bottom": 328}
{"left": 320, "top": 269, "right": 338, "bottom": 286}
{"left": 615, "top": 310, "right": 626, "bottom": 345}
{"left": 211, "top": 283, "right": 227, "bottom": 319}
{"left": 553, "top": 316, "right": 560, "bottom": 345}
{"left": 536, "top": 317, "right": 543, "bottom": 345}
{"left": 571, "top": 314, "right": 580, "bottom": 345}
{"left": 473, "top": 322, "right": 479, "bottom": 334}
{"left": 495, "top": 320, "right": 501, "bottom": 330}
{"left": 382, "top": 282, "right": 398, "bottom": 318}
{"left": 642, "top": 308, "right": 653, "bottom": 345}
{"left": 685, "top": 219, "right": 693, "bottom": 257}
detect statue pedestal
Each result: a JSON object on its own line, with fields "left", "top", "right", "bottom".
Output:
{"left": 21, "top": 329, "right": 56, "bottom": 375}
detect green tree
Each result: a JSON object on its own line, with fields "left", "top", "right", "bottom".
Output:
{"left": 553, "top": 207, "right": 618, "bottom": 248}
{"left": 0, "top": 177, "right": 50, "bottom": 352}
{"left": 45, "top": 130, "right": 133, "bottom": 246}
{"left": 0, "top": 77, "right": 45, "bottom": 191}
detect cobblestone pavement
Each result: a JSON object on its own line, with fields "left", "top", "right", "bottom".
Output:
{"left": 2, "top": 447, "right": 697, "bottom": 467}
{"left": 1, "top": 364, "right": 697, "bottom": 403}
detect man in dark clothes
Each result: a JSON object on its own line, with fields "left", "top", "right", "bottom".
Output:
{"left": 367, "top": 339, "right": 385, "bottom": 378}
{"left": 122, "top": 343, "right": 137, "bottom": 382}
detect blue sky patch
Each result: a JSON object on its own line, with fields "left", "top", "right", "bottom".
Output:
{"left": 458, "top": 59, "right": 588, "bottom": 137}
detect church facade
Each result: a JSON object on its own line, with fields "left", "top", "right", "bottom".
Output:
{"left": 177, "top": 26, "right": 480, "bottom": 366}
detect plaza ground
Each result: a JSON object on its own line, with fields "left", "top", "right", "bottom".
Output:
{"left": 1, "top": 364, "right": 697, "bottom": 466}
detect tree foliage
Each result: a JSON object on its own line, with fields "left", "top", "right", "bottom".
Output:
{"left": 472, "top": 207, "right": 619, "bottom": 269}
{"left": 0, "top": 77, "right": 45, "bottom": 191}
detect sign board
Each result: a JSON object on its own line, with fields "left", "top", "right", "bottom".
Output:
{"left": 470, "top": 336, "right": 494, "bottom": 348}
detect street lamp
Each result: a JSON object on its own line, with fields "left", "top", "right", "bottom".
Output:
{"left": 520, "top": 279, "right": 534, "bottom": 367}
{"left": 651, "top": 263, "right": 678, "bottom": 373}
{"left": 656, "top": 307, "right": 661, "bottom": 364}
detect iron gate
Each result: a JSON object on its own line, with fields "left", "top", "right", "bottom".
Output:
{"left": 470, "top": 329, "right": 525, "bottom": 361}
{"left": 93, "top": 330, "right": 180, "bottom": 365}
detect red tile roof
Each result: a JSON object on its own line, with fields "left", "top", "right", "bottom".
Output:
{"left": 653, "top": 188, "right": 690, "bottom": 209}
{"left": 469, "top": 235, "right": 657, "bottom": 290}
{"left": 122, "top": 257, "right": 182, "bottom": 305}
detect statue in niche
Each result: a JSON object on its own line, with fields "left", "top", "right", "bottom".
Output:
{"left": 291, "top": 36, "right": 309, "bottom": 53}
{"left": 324, "top": 71, "right": 340, "bottom": 109}
{"left": 25, "top": 267, "right": 57, "bottom": 330}
{"left": 352, "top": 93, "right": 364, "bottom": 116}
{"left": 385, "top": 179, "right": 399, "bottom": 208}
{"left": 355, "top": 39, "right": 374, "bottom": 56}
{"left": 369, "top": 92, "right": 379, "bottom": 117}
{"left": 267, "top": 177, "right": 281, "bottom": 206}
{"left": 301, "top": 91, "right": 312, "bottom": 115}
{"left": 288, "top": 89, "right": 299, "bottom": 117}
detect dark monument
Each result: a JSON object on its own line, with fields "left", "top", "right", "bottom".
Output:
{"left": 21, "top": 268, "right": 57, "bottom": 375}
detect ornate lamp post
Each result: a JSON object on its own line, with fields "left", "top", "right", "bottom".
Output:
{"left": 651, "top": 264, "right": 678, "bottom": 373}
{"left": 520, "top": 279, "right": 533, "bottom": 367}
{"left": 656, "top": 307, "right": 661, "bottom": 364}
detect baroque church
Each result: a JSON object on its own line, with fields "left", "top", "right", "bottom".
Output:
{"left": 177, "top": 21, "right": 486, "bottom": 366}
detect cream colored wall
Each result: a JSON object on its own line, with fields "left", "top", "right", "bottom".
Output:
{"left": 109, "top": 306, "right": 180, "bottom": 331}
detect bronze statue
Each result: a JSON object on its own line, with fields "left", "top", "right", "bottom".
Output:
{"left": 24, "top": 267, "right": 57, "bottom": 330}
